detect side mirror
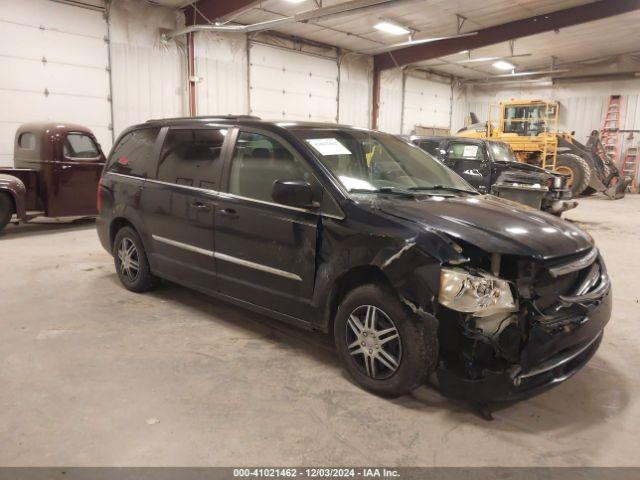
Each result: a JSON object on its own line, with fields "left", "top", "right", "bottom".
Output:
{"left": 272, "top": 180, "right": 317, "bottom": 209}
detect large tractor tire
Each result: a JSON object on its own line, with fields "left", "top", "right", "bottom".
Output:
{"left": 556, "top": 154, "right": 592, "bottom": 197}
{"left": 0, "top": 193, "right": 14, "bottom": 232}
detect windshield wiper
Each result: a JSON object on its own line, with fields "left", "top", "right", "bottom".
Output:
{"left": 408, "top": 185, "right": 477, "bottom": 194}
{"left": 349, "top": 187, "right": 414, "bottom": 196}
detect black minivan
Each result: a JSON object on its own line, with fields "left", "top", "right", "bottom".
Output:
{"left": 97, "top": 116, "right": 611, "bottom": 402}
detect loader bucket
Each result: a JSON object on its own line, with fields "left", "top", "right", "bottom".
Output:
{"left": 604, "top": 177, "right": 630, "bottom": 199}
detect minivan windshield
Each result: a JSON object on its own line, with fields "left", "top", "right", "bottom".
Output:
{"left": 292, "top": 129, "right": 476, "bottom": 195}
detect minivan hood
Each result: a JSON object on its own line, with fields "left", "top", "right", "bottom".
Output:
{"left": 368, "top": 194, "right": 592, "bottom": 260}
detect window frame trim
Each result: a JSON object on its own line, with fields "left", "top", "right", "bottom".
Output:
{"left": 62, "top": 132, "right": 102, "bottom": 162}
{"left": 106, "top": 126, "right": 163, "bottom": 178}
{"left": 154, "top": 124, "right": 232, "bottom": 190}
{"left": 221, "top": 126, "right": 343, "bottom": 218}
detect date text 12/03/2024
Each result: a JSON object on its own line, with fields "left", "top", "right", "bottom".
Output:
{"left": 232, "top": 468, "right": 400, "bottom": 478}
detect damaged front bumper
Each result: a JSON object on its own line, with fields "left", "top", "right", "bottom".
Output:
{"left": 433, "top": 250, "right": 611, "bottom": 403}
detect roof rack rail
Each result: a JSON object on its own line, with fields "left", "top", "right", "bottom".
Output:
{"left": 146, "top": 115, "right": 261, "bottom": 123}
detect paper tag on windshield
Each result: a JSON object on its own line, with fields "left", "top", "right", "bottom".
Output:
{"left": 462, "top": 145, "right": 479, "bottom": 158}
{"left": 306, "top": 138, "right": 351, "bottom": 156}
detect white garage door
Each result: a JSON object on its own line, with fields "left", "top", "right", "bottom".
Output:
{"left": 402, "top": 76, "right": 452, "bottom": 135}
{"left": 0, "top": 0, "right": 112, "bottom": 166}
{"left": 249, "top": 43, "right": 338, "bottom": 123}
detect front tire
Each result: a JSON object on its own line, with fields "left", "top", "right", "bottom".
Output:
{"left": 334, "top": 284, "right": 437, "bottom": 397}
{"left": 113, "top": 226, "right": 160, "bottom": 292}
{"left": 0, "top": 193, "right": 14, "bottom": 232}
{"left": 556, "top": 154, "right": 591, "bottom": 197}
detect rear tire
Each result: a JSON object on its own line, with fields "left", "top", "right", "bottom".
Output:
{"left": 556, "top": 154, "right": 591, "bottom": 197}
{"left": 0, "top": 193, "right": 14, "bottom": 232}
{"left": 334, "top": 284, "right": 438, "bottom": 398}
{"left": 113, "top": 226, "right": 160, "bottom": 292}
{"left": 581, "top": 187, "right": 597, "bottom": 196}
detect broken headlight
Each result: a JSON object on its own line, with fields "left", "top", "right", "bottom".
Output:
{"left": 439, "top": 267, "right": 516, "bottom": 317}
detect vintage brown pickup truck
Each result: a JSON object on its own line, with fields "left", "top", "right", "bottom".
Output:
{"left": 0, "top": 122, "right": 106, "bottom": 232}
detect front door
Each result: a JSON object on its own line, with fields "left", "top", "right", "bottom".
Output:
{"left": 444, "top": 141, "right": 491, "bottom": 192}
{"left": 50, "top": 132, "right": 105, "bottom": 216}
{"left": 214, "top": 130, "right": 320, "bottom": 319}
{"left": 143, "top": 127, "right": 228, "bottom": 293}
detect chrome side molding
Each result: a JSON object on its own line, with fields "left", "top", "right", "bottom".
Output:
{"left": 151, "top": 235, "right": 301, "bottom": 281}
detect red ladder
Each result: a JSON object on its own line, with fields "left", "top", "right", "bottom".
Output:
{"left": 621, "top": 146, "right": 639, "bottom": 193}
{"left": 601, "top": 95, "right": 622, "bottom": 165}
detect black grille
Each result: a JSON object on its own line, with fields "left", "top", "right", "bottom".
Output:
{"left": 533, "top": 249, "right": 599, "bottom": 311}
{"left": 534, "top": 269, "right": 580, "bottom": 310}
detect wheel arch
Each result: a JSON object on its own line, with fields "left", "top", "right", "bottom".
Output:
{"left": 109, "top": 217, "right": 136, "bottom": 248}
{"left": 322, "top": 264, "right": 392, "bottom": 335}
{"left": 0, "top": 174, "right": 27, "bottom": 219}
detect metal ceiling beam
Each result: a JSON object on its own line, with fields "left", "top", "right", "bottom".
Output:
{"left": 184, "top": 0, "right": 261, "bottom": 26}
{"left": 373, "top": 0, "right": 640, "bottom": 71}
{"left": 168, "top": 0, "right": 394, "bottom": 40}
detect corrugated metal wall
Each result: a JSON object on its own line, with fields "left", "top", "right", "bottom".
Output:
{"left": 378, "top": 69, "right": 403, "bottom": 134}
{"left": 194, "top": 32, "right": 248, "bottom": 116}
{"left": 338, "top": 54, "right": 372, "bottom": 128}
{"left": 109, "top": 0, "right": 186, "bottom": 141}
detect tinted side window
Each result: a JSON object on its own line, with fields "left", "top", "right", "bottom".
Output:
{"left": 418, "top": 140, "right": 441, "bottom": 157}
{"left": 447, "top": 142, "right": 486, "bottom": 161}
{"left": 157, "top": 129, "right": 226, "bottom": 189}
{"left": 64, "top": 134, "right": 99, "bottom": 159}
{"left": 108, "top": 128, "right": 160, "bottom": 178}
{"left": 228, "top": 132, "right": 317, "bottom": 203}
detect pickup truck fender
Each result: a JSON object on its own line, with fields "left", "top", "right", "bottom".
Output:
{"left": 0, "top": 174, "right": 27, "bottom": 219}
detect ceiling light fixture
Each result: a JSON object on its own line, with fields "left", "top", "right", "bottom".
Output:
{"left": 492, "top": 60, "right": 515, "bottom": 70}
{"left": 374, "top": 19, "right": 410, "bottom": 35}
{"left": 284, "top": 0, "right": 306, "bottom": 3}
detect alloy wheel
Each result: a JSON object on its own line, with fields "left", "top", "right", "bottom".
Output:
{"left": 117, "top": 237, "right": 140, "bottom": 282}
{"left": 345, "top": 305, "right": 402, "bottom": 380}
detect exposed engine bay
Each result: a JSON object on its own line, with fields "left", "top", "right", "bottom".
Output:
{"left": 433, "top": 245, "right": 610, "bottom": 402}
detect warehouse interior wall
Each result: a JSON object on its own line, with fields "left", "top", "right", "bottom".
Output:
{"left": 19, "top": 0, "right": 640, "bottom": 165}
{"left": 194, "top": 32, "right": 248, "bottom": 117}
{"left": 338, "top": 54, "right": 372, "bottom": 128}
{"left": 0, "top": 0, "right": 112, "bottom": 166}
{"left": 378, "top": 69, "right": 404, "bottom": 134}
{"left": 402, "top": 71, "right": 452, "bottom": 135}
{"left": 109, "top": 0, "right": 187, "bottom": 141}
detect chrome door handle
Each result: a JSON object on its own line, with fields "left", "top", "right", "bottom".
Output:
{"left": 219, "top": 208, "right": 238, "bottom": 218}
{"left": 189, "top": 201, "right": 211, "bottom": 212}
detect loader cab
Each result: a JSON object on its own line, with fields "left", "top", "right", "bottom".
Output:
{"left": 499, "top": 100, "right": 558, "bottom": 137}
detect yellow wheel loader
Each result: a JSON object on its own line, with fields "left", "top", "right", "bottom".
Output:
{"left": 457, "top": 99, "right": 628, "bottom": 198}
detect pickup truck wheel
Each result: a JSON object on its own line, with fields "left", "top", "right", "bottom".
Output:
{"left": 113, "top": 226, "right": 160, "bottom": 292}
{"left": 0, "top": 193, "right": 14, "bottom": 232}
{"left": 334, "top": 284, "right": 437, "bottom": 398}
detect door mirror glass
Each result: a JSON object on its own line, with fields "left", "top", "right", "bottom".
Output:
{"left": 272, "top": 180, "right": 317, "bottom": 209}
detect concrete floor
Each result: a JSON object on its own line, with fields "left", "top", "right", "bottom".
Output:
{"left": 1, "top": 195, "right": 639, "bottom": 467}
